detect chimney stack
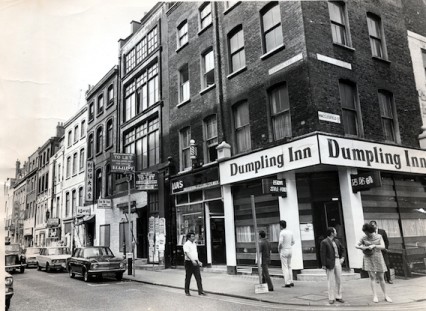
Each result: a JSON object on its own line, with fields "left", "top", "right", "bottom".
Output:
{"left": 56, "top": 122, "right": 65, "bottom": 138}
{"left": 15, "top": 159, "right": 21, "bottom": 178}
{"left": 130, "top": 20, "right": 141, "bottom": 35}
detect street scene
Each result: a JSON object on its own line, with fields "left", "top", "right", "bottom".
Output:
{"left": 2, "top": 0, "right": 426, "bottom": 310}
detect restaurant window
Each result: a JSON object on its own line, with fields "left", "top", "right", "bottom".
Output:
{"left": 233, "top": 101, "right": 251, "bottom": 153}
{"left": 261, "top": 2, "right": 283, "bottom": 53}
{"left": 269, "top": 83, "right": 291, "bottom": 140}
{"left": 100, "top": 225, "right": 110, "bottom": 247}
{"left": 203, "top": 115, "right": 218, "bottom": 163}
{"left": 180, "top": 127, "right": 191, "bottom": 171}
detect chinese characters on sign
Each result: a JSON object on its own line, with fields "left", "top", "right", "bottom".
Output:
{"left": 110, "top": 153, "right": 136, "bottom": 173}
{"left": 351, "top": 171, "right": 382, "bottom": 193}
{"left": 77, "top": 206, "right": 91, "bottom": 215}
{"left": 85, "top": 161, "right": 94, "bottom": 202}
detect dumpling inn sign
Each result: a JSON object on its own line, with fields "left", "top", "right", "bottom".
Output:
{"left": 219, "top": 133, "right": 426, "bottom": 184}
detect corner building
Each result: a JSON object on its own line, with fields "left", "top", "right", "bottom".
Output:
{"left": 166, "top": 0, "right": 426, "bottom": 276}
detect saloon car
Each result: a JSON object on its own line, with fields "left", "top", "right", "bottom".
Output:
{"left": 67, "top": 246, "right": 126, "bottom": 282}
{"left": 24, "top": 247, "right": 40, "bottom": 268}
{"left": 37, "top": 246, "right": 71, "bottom": 272}
{"left": 5, "top": 243, "right": 25, "bottom": 273}
{"left": 5, "top": 272, "right": 13, "bottom": 310}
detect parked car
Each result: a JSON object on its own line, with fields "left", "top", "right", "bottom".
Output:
{"left": 24, "top": 247, "right": 40, "bottom": 268}
{"left": 5, "top": 272, "right": 13, "bottom": 310}
{"left": 37, "top": 246, "right": 71, "bottom": 272}
{"left": 67, "top": 246, "right": 126, "bottom": 282}
{"left": 5, "top": 242, "right": 25, "bottom": 273}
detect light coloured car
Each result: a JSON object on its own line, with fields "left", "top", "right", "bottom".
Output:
{"left": 37, "top": 247, "right": 71, "bottom": 272}
{"left": 24, "top": 247, "right": 41, "bottom": 268}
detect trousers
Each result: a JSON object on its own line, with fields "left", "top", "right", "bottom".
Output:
{"left": 326, "top": 258, "right": 343, "bottom": 300}
{"left": 280, "top": 249, "right": 293, "bottom": 285}
{"left": 184, "top": 260, "right": 204, "bottom": 294}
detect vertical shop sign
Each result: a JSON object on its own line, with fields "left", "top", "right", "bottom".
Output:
{"left": 85, "top": 161, "right": 94, "bottom": 202}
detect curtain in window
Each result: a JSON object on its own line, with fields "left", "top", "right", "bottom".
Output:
{"left": 236, "top": 226, "right": 253, "bottom": 242}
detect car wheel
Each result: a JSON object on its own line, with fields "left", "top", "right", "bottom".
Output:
{"left": 46, "top": 263, "right": 51, "bottom": 272}
{"left": 20, "top": 266, "right": 25, "bottom": 273}
{"left": 68, "top": 266, "right": 75, "bottom": 278}
{"left": 83, "top": 269, "right": 90, "bottom": 282}
{"left": 116, "top": 272, "right": 123, "bottom": 281}
{"left": 37, "top": 263, "right": 41, "bottom": 271}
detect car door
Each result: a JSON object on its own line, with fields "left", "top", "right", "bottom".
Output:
{"left": 38, "top": 248, "right": 46, "bottom": 267}
{"left": 75, "top": 249, "right": 85, "bottom": 275}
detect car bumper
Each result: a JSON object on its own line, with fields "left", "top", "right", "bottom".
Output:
{"left": 26, "top": 261, "right": 37, "bottom": 267}
{"left": 6, "top": 265, "right": 23, "bottom": 271}
{"left": 88, "top": 268, "right": 126, "bottom": 274}
{"left": 50, "top": 263, "right": 67, "bottom": 269}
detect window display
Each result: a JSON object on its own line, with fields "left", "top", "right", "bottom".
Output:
{"left": 176, "top": 203, "right": 205, "bottom": 246}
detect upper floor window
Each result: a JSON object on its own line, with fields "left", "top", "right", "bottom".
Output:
{"left": 136, "top": 37, "right": 147, "bottom": 64}
{"left": 106, "top": 165, "right": 112, "bottom": 196}
{"left": 269, "top": 84, "right": 291, "bottom": 140}
{"left": 124, "top": 82, "right": 136, "bottom": 122}
{"left": 200, "top": 3, "right": 212, "bottom": 30}
{"left": 108, "top": 85, "right": 114, "bottom": 104}
{"left": 65, "top": 192, "right": 70, "bottom": 217}
{"left": 261, "top": 2, "right": 283, "bottom": 53}
{"left": 422, "top": 49, "right": 426, "bottom": 78}
{"left": 66, "top": 156, "right": 71, "bottom": 178}
{"left": 95, "top": 169, "right": 102, "bottom": 200}
{"left": 378, "top": 90, "right": 398, "bottom": 142}
{"left": 202, "top": 49, "right": 215, "bottom": 88}
{"left": 74, "top": 125, "right": 79, "bottom": 143}
{"left": 96, "top": 126, "right": 104, "bottom": 154}
{"left": 177, "top": 20, "right": 188, "bottom": 48}
{"left": 136, "top": 63, "right": 159, "bottom": 112}
{"left": 180, "top": 127, "right": 191, "bottom": 171}
{"left": 88, "top": 133, "right": 94, "bottom": 158}
{"left": 79, "top": 148, "right": 85, "bottom": 170}
{"left": 89, "top": 103, "right": 94, "bottom": 121}
{"left": 97, "top": 94, "right": 104, "bottom": 115}
{"left": 328, "top": 1, "right": 350, "bottom": 47}
{"left": 228, "top": 26, "right": 245, "bottom": 73}
{"left": 72, "top": 190, "right": 77, "bottom": 215}
{"left": 67, "top": 131, "right": 72, "bottom": 147}
{"left": 203, "top": 115, "right": 218, "bottom": 163}
{"left": 339, "top": 80, "right": 361, "bottom": 136}
{"left": 72, "top": 153, "right": 77, "bottom": 175}
{"left": 367, "top": 13, "right": 387, "bottom": 59}
{"left": 125, "top": 49, "right": 136, "bottom": 73}
{"left": 179, "top": 64, "right": 190, "bottom": 103}
{"left": 106, "top": 119, "right": 113, "bottom": 148}
{"left": 81, "top": 120, "right": 86, "bottom": 138}
{"left": 147, "top": 26, "right": 159, "bottom": 54}
{"left": 233, "top": 102, "right": 251, "bottom": 153}
{"left": 225, "top": 1, "right": 239, "bottom": 10}
{"left": 78, "top": 187, "right": 84, "bottom": 206}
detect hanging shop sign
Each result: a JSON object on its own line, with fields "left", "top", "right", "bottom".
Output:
{"left": 47, "top": 218, "right": 60, "bottom": 228}
{"left": 262, "top": 179, "right": 287, "bottom": 196}
{"left": 85, "top": 161, "right": 94, "bottom": 202}
{"left": 97, "top": 199, "right": 112, "bottom": 209}
{"left": 77, "top": 206, "right": 91, "bottom": 216}
{"left": 136, "top": 172, "right": 158, "bottom": 191}
{"left": 111, "top": 153, "right": 136, "bottom": 173}
{"left": 171, "top": 166, "right": 219, "bottom": 194}
{"left": 350, "top": 171, "right": 382, "bottom": 193}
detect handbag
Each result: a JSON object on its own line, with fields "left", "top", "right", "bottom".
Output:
{"left": 362, "top": 248, "right": 373, "bottom": 256}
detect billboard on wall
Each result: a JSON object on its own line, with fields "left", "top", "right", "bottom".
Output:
{"left": 111, "top": 153, "right": 136, "bottom": 173}
{"left": 85, "top": 161, "right": 94, "bottom": 202}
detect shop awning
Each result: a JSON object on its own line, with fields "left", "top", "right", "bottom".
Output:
{"left": 76, "top": 215, "right": 96, "bottom": 226}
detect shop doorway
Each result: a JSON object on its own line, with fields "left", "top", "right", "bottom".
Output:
{"left": 137, "top": 209, "right": 148, "bottom": 259}
{"left": 210, "top": 217, "right": 226, "bottom": 264}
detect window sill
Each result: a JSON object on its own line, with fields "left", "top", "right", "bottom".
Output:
{"left": 260, "top": 44, "right": 285, "bottom": 60}
{"left": 97, "top": 111, "right": 104, "bottom": 117}
{"left": 96, "top": 151, "right": 103, "bottom": 156}
{"left": 177, "top": 168, "right": 192, "bottom": 175}
{"left": 177, "top": 98, "right": 191, "bottom": 108}
{"left": 79, "top": 169, "right": 84, "bottom": 174}
{"left": 332, "top": 42, "right": 355, "bottom": 52}
{"left": 224, "top": 1, "right": 241, "bottom": 14}
{"left": 202, "top": 161, "right": 217, "bottom": 168}
{"left": 200, "top": 84, "right": 216, "bottom": 95}
{"left": 372, "top": 56, "right": 391, "bottom": 64}
{"left": 88, "top": 118, "right": 94, "bottom": 124}
{"left": 73, "top": 141, "right": 79, "bottom": 146}
{"left": 72, "top": 173, "right": 78, "bottom": 178}
{"left": 198, "top": 23, "right": 212, "bottom": 36}
{"left": 80, "top": 135, "right": 86, "bottom": 140}
{"left": 176, "top": 42, "right": 188, "bottom": 53}
{"left": 105, "top": 145, "right": 113, "bottom": 152}
{"left": 227, "top": 66, "right": 247, "bottom": 79}
{"left": 106, "top": 101, "right": 114, "bottom": 109}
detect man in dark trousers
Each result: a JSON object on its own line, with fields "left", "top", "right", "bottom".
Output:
{"left": 370, "top": 220, "right": 392, "bottom": 284}
{"left": 183, "top": 232, "right": 206, "bottom": 296}
{"left": 320, "top": 227, "right": 345, "bottom": 305}
{"left": 259, "top": 230, "right": 274, "bottom": 291}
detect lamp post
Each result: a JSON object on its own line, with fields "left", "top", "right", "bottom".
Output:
{"left": 127, "top": 173, "right": 133, "bottom": 276}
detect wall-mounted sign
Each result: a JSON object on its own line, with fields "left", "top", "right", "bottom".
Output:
{"left": 111, "top": 153, "right": 136, "bottom": 173}
{"left": 85, "top": 161, "right": 94, "bottom": 202}
{"left": 318, "top": 111, "right": 341, "bottom": 124}
{"left": 47, "top": 218, "right": 60, "bottom": 228}
{"left": 77, "top": 206, "right": 91, "bottom": 216}
{"left": 97, "top": 199, "right": 111, "bottom": 209}
{"left": 262, "top": 179, "right": 287, "bottom": 196}
{"left": 350, "top": 171, "right": 382, "bottom": 193}
{"left": 136, "top": 172, "right": 158, "bottom": 191}
{"left": 171, "top": 166, "right": 219, "bottom": 194}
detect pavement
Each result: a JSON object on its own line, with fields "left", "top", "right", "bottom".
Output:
{"left": 123, "top": 266, "right": 426, "bottom": 309}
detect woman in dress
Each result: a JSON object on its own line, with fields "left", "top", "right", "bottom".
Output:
{"left": 356, "top": 223, "right": 392, "bottom": 303}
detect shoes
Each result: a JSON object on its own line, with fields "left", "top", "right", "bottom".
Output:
{"left": 336, "top": 298, "right": 345, "bottom": 303}
{"left": 185, "top": 292, "right": 191, "bottom": 296}
{"left": 283, "top": 284, "right": 292, "bottom": 288}
{"left": 373, "top": 296, "right": 378, "bottom": 303}
{"left": 290, "top": 283, "right": 294, "bottom": 287}
{"left": 199, "top": 292, "right": 207, "bottom": 296}
{"left": 329, "top": 300, "right": 335, "bottom": 304}
{"left": 385, "top": 296, "right": 392, "bottom": 303}
{"left": 387, "top": 280, "right": 393, "bottom": 284}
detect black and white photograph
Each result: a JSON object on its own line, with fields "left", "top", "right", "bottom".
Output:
{"left": 1, "top": 1, "right": 426, "bottom": 310}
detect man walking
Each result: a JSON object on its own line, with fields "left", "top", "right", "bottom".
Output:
{"left": 278, "top": 220, "right": 295, "bottom": 287}
{"left": 259, "top": 230, "right": 274, "bottom": 291}
{"left": 370, "top": 220, "right": 392, "bottom": 284}
{"left": 320, "top": 227, "right": 345, "bottom": 305}
{"left": 183, "top": 232, "right": 206, "bottom": 296}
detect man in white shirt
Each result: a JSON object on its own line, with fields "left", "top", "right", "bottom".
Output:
{"left": 183, "top": 232, "right": 206, "bottom": 296}
{"left": 278, "top": 220, "right": 295, "bottom": 287}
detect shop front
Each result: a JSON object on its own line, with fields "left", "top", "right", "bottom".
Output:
{"left": 171, "top": 166, "right": 224, "bottom": 267}
{"left": 218, "top": 133, "right": 426, "bottom": 275}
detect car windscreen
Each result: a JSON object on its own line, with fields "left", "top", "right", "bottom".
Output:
{"left": 47, "top": 248, "right": 70, "bottom": 255}
{"left": 84, "top": 247, "right": 114, "bottom": 258}
{"left": 25, "top": 248, "right": 40, "bottom": 255}
{"left": 5, "top": 244, "right": 20, "bottom": 253}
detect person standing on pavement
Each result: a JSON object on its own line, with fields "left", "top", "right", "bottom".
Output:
{"left": 356, "top": 223, "right": 392, "bottom": 303}
{"left": 183, "top": 232, "right": 206, "bottom": 296}
{"left": 320, "top": 227, "right": 345, "bottom": 305}
{"left": 369, "top": 220, "right": 392, "bottom": 284}
{"left": 258, "top": 230, "right": 274, "bottom": 291}
{"left": 278, "top": 220, "right": 295, "bottom": 288}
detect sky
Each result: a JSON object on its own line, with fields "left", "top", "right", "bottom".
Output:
{"left": 0, "top": 0, "right": 159, "bottom": 188}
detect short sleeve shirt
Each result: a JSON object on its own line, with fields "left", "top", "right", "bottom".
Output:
{"left": 183, "top": 240, "right": 198, "bottom": 261}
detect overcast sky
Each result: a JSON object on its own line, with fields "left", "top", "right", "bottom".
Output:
{"left": 0, "top": 0, "right": 158, "bottom": 188}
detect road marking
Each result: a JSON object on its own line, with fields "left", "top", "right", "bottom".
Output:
{"left": 87, "top": 283, "right": 109, "bottom": 287}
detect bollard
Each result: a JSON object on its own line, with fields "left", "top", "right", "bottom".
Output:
{"left": 128, "top": 257, "right": 132, "bottom": 275}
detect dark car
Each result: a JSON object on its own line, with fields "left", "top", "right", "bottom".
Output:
{"left": 5, "top": 243, "right": 25, "bottom": 273}
{"left": 5, "top": 272, "right": 13, "bottom": 310}
{"left": 67, "top": 246, "right": 125, "bottom": 282}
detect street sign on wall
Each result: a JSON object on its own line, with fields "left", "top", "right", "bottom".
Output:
{"left": 111, "top": 153, "right": 136, "bottom": 173}
{"left": 262, "top": 179, "right": 287, "bottom": 197}
{"left": 97, "top": 199, "right": 111, "bottom": 209}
